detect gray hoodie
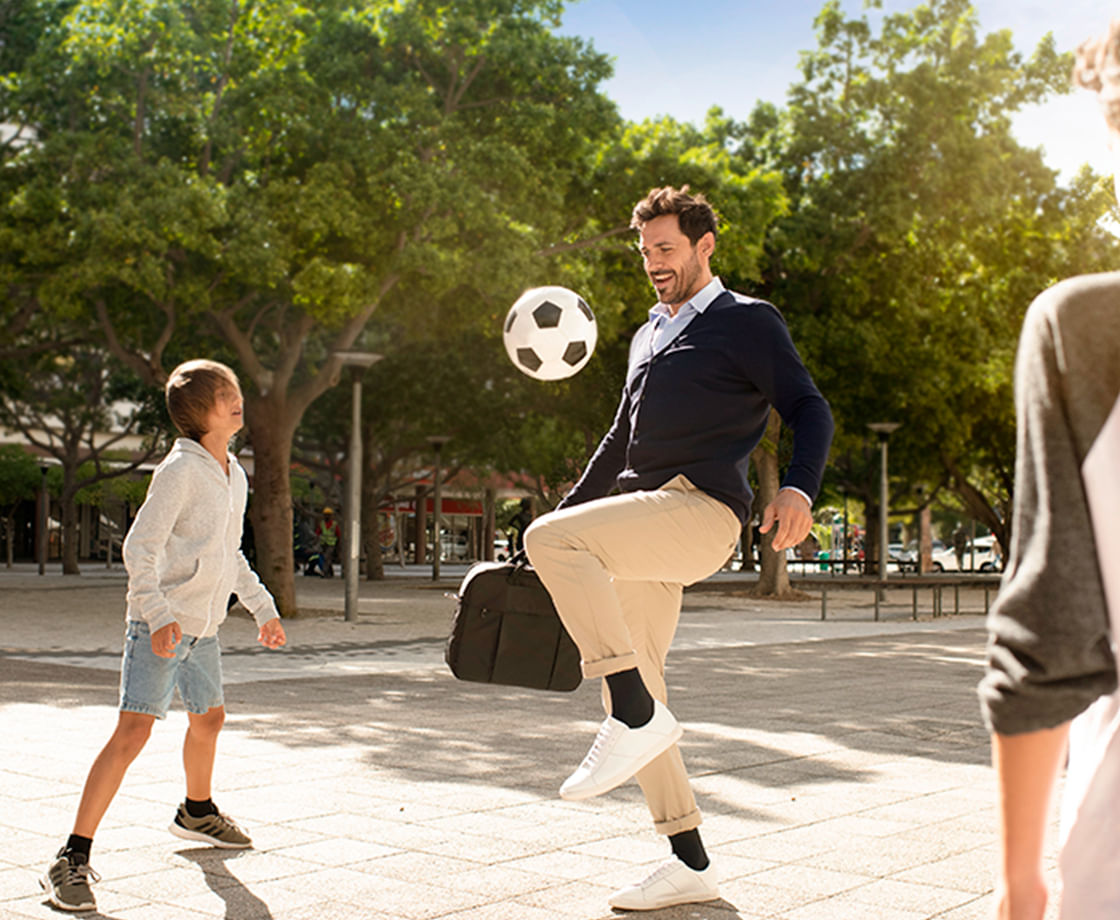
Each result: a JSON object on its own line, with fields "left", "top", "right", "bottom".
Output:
{"left": 122, "top": 438, "right": 279, "bottom": 638}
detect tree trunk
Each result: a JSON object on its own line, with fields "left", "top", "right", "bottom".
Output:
{"left": 60, "top": 481, "right": 81, "bottom": 575}
{"left": 245, "top": 397, "right": 297, "bottom": 616}
{"left": 751, "top": 410, "right": 791, "bottom": 597}
{"left": 364, "top": 487, "right": 385, "bottom": 581}
{"left": 864, "top": 498, "right": 879, "bottom": 576}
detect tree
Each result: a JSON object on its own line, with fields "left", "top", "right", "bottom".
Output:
{"left": 3, "top": 0, "right": 621, "bottom": 610}
{"left": 739, "top": 0, "right": 1119, "bottom": 554}
{"left": 0, "top": 349, "right": 164, "bottom": 573}
{"left": 0, "top": 444, "right": 40, "bottom": 567}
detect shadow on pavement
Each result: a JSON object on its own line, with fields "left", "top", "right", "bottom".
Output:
{"left": 176, "top": 847, "right": 274, "bottom": 920}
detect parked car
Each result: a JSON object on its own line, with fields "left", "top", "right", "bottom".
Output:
{"left": 887, "top": 542, "right": 916, "bottom": 573}
{"left": 931, "top": 534, "right": 1002, "bottom": 572}
{"left": 494, "top": 534, "right": 512, "bottom": 561}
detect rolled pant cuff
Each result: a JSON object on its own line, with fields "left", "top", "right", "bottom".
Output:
{"left": 655, "top": 810, "right": 702, "bottom": 836}
{"left": 581, "top": 651, "right": 639, "bottom": 680}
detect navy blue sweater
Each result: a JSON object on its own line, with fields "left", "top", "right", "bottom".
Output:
{"left": 561, "top": 290, "right": 833, "bottom": 525}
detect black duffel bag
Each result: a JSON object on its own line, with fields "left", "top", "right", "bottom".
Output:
{"left": 445, "top": 558, "right": 582, "bottom": 692}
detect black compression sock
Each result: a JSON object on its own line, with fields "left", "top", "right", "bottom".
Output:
{"left": 605, "top": 668, "right": 655, "bottom": 728}
{"left": 64, "top": 835, "right": 92, "bottom": 862}
{"left": 185, "top": 797, "right": 218, "bottom": 818}
{"left": 670, "top": 828, "right": 710, "bottom": 871}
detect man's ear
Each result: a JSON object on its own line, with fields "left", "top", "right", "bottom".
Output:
{"left": 698, "top": 230, "right": 716, "bottom": 262}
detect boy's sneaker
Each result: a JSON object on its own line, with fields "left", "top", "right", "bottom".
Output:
{"left": 169, "top": 803, "right": 252, "bottom": 849}
{"left": 40, "top": 848, "right": 99, "bottom": 912}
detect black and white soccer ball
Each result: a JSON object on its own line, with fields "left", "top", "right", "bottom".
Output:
{"left": 502, "top": 286, "right": 597, "bottom": 381}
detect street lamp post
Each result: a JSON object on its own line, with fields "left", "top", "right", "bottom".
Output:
{"left": 427, "top": 436, "right": 450, "bottom": 581}
{"left": 868, "top": 423, "right": 901, "bottom": 587}
{"left": 334, "top": 351, "right": 382, "bottom": 622}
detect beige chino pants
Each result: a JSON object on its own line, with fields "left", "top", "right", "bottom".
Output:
{"left": 524, "top": 475, "right": 741, "bottom": 835}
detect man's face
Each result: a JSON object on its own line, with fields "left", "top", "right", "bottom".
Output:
{"left": 638, "top": 214, "right": 713, "bottom": 311}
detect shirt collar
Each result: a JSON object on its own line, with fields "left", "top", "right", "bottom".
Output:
{"left": 648, "top": 276, "right": 726, "bottom": 322}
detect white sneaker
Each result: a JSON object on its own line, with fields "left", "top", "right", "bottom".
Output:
{"left": 559, "top": 700, "right": 682, "bottom": 801}
{"left": 608, "top": 857, "right": 719, "bottom": 911}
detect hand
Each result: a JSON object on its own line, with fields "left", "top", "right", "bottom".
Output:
{"left": 258, "top": 618, "right": 286, "bottom": 649}
{"left": 150, "top": 622, "right": 182, "bottom": 658}
{"left": 759, "top": 489, "right": 813, "bottom": 552}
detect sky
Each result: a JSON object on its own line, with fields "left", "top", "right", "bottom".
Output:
{"left": 558, "top": 0, "right": 1114, "bottom": 181}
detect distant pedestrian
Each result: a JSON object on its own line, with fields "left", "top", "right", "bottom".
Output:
{"left": 315, "top": 507, "right": 340, "bottom": 577}
{"left": 508, "top": 497, "right": 534, "bottom": 552}
{"left": 40, "top": 359, "right": 286, "bottom": 913}
{"left": 953, "top": 526, "right": 968, "bottom": 569}
{"left": 980, "top": 23, "right": 1120, "bottom": 920}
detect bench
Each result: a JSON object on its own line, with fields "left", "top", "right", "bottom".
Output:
{"left": 789, "top": 574, "right": 1003, "bottom": 621}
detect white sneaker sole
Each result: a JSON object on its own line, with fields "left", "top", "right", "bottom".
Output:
{"left": 169, "top": 821, "right": 252, "bottom": 849}
{"left": 610, "top": 889, "right": 720, "bottom": 911}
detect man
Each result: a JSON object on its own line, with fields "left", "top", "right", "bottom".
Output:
{"left": 525, "top": 186, "right": 833, "bottom": 910}
{"left": 980, "top": 22, "right": 1120, "bottom": 920}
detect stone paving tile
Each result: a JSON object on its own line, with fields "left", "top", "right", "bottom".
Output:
{"left": 720, "top": 878, "right": 821, "bottom": 915}
{"left": 797, "top": 834, "right": 979, "bottom": 877}
{"left": 257, "top": 835, "right": 400, "bottom": 867}
{"left": 837, "top": 877, "right": 979, "bottom": 913}
{"left": 168, "top": 847, "right": 316, "bottom": 885}
{"left": 779, "top": 892, "right": 928, "bottom": 920}
{"left": 740, "top": 863, "right": 871, "bottom": 901}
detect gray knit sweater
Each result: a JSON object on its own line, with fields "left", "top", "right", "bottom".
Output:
{"left": 122, "top": 438, "right": 279, "bottom": 638}
{"left": 980, "top": 272, "right": 1120, "bottom": 734}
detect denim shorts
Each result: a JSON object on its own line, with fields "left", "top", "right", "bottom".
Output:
{"left": 119, "top": 620, "right": 224, "bottom": 719}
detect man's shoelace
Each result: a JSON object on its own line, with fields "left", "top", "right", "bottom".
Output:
{"left": 580, "top": 719, "right": 626, "bottom": 768}
{"left": 639, "top": 861, "right": 682, "bottom": 886}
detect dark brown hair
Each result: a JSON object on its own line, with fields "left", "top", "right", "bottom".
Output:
{"left": 1074, "top": 20, "right": 1120, "bottom": 133}
{"left": 165, "top": 359, "right": 240, "bottom": 441}
{"left": 630, "top": 185, "right": 719, "bottom": 245}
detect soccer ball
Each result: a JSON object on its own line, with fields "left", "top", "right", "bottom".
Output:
{"left": 502, "top": 286, "right": 597, "bottom": 381}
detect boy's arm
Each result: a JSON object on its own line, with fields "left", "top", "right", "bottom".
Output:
{"left": 233, "top": 551, "right": 281, "bottom": 627}
{"left": 122, "top": 464, "right": 188, "bottom": 634}
{"left": 991, "top": 724, "right": 1069, "bottom": 920}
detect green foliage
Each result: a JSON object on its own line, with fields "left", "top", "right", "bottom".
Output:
{"left": 741, "top": 0, "right": 1120, "bottom": 543}
{"left": 0, "top": 444, "right": 40, "bottom": 506}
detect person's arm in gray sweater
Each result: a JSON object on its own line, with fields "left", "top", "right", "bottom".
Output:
{"left": 979, "top": 280, "right": 1118, "bottom": 736}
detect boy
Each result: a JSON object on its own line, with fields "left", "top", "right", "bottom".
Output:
{"left": 41, "top": 359, "right": 286, "bottom": 912}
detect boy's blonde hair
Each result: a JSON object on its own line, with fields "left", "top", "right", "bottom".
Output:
{"left": 1075, "top": 19, "right": 1120, "bottom": 133}
{"left": 165, "top": 359, "right": 240, "bottom": 441}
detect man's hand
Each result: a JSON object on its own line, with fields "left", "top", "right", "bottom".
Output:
{"left": 151, "top": 622, "right": 182, "bottom": 658}
{"left": 258, "top": 618, "right": 286, "bottom": 649}
{"left": 759, "top": 489, "right": 813, "bottom": 552}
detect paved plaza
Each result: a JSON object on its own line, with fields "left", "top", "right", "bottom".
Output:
{"left": 0, "top": 566, "right": 1060, "bottom": 919}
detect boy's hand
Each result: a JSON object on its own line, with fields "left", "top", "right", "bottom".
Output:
{"left": 259, "top": 618, "right": 286, "bottom": 649}
{"left": 151, "top": 622, "right": 182, "bottom": 658}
